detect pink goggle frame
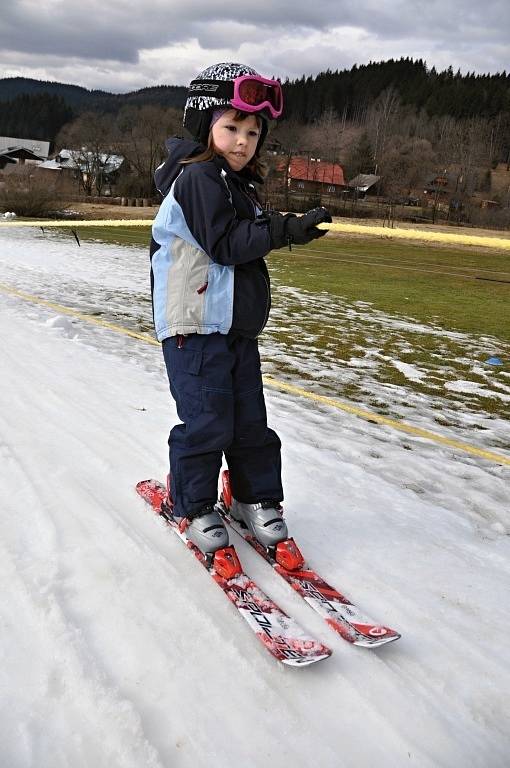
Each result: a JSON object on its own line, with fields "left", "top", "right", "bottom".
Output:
{"left": 230, "top": 75, "right": 283, "bottom": 119}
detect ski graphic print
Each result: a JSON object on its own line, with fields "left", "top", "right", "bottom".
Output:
{"left": 218, "top": 471, "right": 401, "bottom": 648}
{"left": 136, "top": 479, "right": 331, "bottom": 667}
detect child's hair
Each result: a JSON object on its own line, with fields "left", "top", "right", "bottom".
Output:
{"left": 181, "top": 110, "right": 267, "bottom": 178}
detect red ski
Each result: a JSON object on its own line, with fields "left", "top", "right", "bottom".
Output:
{"left": 136, "top": 479, "right": 331, "bottom": 667}
{"left": 218, "top": 471, "right": 401, "bottom": 648}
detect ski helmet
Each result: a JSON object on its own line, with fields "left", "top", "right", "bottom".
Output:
{"left": 183, "top": 62, "right": 283, "bottom": 153}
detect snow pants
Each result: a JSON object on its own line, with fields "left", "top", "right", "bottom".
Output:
{"left": 162, "top": 332, "right": 283, "bottom": 519}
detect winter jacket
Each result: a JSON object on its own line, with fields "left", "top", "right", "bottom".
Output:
{"left": 150, "top": 137, "right": 273, "bottom": 341}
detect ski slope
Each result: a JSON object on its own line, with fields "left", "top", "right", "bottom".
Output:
{"left": 0, "top": 229, "right": 509, "bottom": 768}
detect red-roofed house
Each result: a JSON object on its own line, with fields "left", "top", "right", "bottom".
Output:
{"left": 274, "top": 156, "right": 346, "bottom": 196}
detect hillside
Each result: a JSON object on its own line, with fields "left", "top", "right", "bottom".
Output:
{"left": 0, "top": 77, "right": 187, "bottom": 113}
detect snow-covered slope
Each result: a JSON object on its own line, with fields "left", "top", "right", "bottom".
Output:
{"left": 1, "top": 231, "right": 509, "bottom": 768}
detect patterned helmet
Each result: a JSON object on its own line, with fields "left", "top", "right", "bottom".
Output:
{"left": 183, "top": 62, "right": 278, "bottom": 153}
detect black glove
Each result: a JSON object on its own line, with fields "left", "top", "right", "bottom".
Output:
{"left": 267, "top": 207, "right": 332, "bottom": 250}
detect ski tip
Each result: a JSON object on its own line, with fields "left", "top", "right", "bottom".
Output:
{"left": 136, "top": 479, "right": 167, "bottom": 512}
{"left": 136, "top": 478, "right": 165, "bottom": 497}
{"left": 269, "top": 643, "right": 332, "bottom": 667}
{"left": 326, "top": 618, "right": 401, "bottom": 647}
{"left": 352, "top": 630, "right": 401, "bottom": 648}
{"left": 281, "top": 651, "right": 332, "bottom": 667}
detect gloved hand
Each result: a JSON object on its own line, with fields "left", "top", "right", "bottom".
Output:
{"left": 267, "top": 207, "right": 332, "bottom": 250}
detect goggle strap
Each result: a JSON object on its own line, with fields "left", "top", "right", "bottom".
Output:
{"left": 188, "top": 80, "right": 234, "bottom": 98}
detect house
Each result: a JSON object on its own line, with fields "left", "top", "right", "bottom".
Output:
{"left": 0, "top": 146, "right": 46, "bottom": 168}
{"left": 0, "top": 136, "right": 50, "bottom": 163}
{"left": 423, "top": 171, "right": 459, "bottom": 199}
{"left": 347, "top": 173, "right": 381, "bottom": 198}
{"left": 38, "top": 149, "right": 124, "bottom": 175}
{"left": 274, "top": 156, "right": 346, "bottom": 196}
{"left": 37, "top": 149, "right": 125, "bottom": 195}
{"left": 0, "top": 136, "right": 50, "bottom": 175}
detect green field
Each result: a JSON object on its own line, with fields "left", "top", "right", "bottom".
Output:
{"left": 272, "top": 235, "right": 510, "bottom": 339}
{"left": 75, "top": 224, "right": 509, "bottom": 337}
{"left": 268, "top": 236, "right": 509, "bottom": 421}
{"left": 73, "top": 224, "right": 510, "bottom": 428}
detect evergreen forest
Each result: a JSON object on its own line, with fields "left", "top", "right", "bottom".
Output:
{"left": 1, "top": 58, "right": 509, "bottom": 147}
{"left": 1, "top": 58, "right": 509, "bottom": 226}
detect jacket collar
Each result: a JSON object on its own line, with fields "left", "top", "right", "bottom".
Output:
{"left": 212, "top": 154, "right": 263, "bottom": 186}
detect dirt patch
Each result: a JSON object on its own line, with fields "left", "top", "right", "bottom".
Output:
{"left": 69, "top": 202, "right": 159, "bottom": 220}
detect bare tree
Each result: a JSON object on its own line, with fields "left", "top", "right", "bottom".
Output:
{"left": 112, "top": 105, "right": 181, "bottom": 197}
{"left": 308, "top": 107, "right": 345, "bottom": 162}
{"left": 380, "top": 137, "right": 436, "bottom": 198}
{"left": 270, "top": 119, "right": 307, "bottom": 208}
{"left": 366, "top": 87, "right": 401, "bottom": 172}
{"left": 272, "top": 118, "right": 307, "bottom": 155}
{"left": 56, "top": 112, "right": 116, "bottom": 195}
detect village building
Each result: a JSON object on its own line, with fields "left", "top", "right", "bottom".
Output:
{"left": 423, "top": 171, "right": 459, "bottom": 200}
{"left": 0, "top": 136, "right": 50, "bottom": 167}
{"left": 37, "top": 149, "right": 125, "bottom": 195}
{"left": 274, "top": 155, "right": 346, "bottom": 196}
{"left": 347, "top": 173, "right": 381, "bottom": 198}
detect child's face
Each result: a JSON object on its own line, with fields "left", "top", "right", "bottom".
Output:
{"left": 210, "top": 109, "right": 260, "bottom": 172}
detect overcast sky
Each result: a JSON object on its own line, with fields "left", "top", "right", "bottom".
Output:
{"left": 1, "top": 0, "right": 509, "bottom": 93}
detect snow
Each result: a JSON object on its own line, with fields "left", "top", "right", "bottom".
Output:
{"left": 1, "top": 228, "right": 510, "bottom": 767}
{"left": 445, "top": 378, "right": 510, "bottom": 402}
{"left": 390, "top": 359, "right": 427, "bottom": 383}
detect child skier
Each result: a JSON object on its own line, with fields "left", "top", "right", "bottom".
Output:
{"left": 150, "top": 62, "right": 331, "bottom": 556}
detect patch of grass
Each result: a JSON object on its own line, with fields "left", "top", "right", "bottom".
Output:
{"left": 62, "top": 222, "right": 509, "bottom": 428}
{"left": 270, "top": 236, "right": 510, "bottom": 340}
{"left": 58, "top": 224, "right": 152, "bottom": 249}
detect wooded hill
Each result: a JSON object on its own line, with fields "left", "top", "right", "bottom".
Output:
{"left": 284, "top": 58, "right": 510, "bottom": 123}
{"left": 0, "top": 77, "right": 187, "bottom": 111}
{"left": 0, "top": 79, "right": 187, "bottom": 142}
{"left": 1, "top": 58, "right": 509, "bottom": 145}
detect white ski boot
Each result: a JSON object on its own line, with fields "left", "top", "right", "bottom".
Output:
{"left": 176, "top": 503, "right": 230, "bottom": 555}
{"left": 229, "top": 499, "right": 288, "bottom": 548}
{"left": 163, "top": 477, "right": 229, "bottom": 555}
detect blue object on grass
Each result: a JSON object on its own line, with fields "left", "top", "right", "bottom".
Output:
{"left": 486, "top": 356, "right": 503, "bottom": 366}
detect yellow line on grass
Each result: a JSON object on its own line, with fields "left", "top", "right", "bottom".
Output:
{"left": 0, "top": 283, "right": 158, "bottom": 346}
{"left": 263, "top": 376, "right": 510, "bottom": 466}
{"left": 1, "top": 281, "right": 509, "bottom": 467}
{"left": 0, "top": 219, "right": 151, "bottom": 228}
{"left": 324, "top": 222, "right": 510, "bottom": 250}
{"left": 1, "top": 218, "right": 510, "bottom": 249}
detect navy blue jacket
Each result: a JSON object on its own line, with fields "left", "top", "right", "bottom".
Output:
{"left": 150, "top": 137, "right": 272, "bottom": 340}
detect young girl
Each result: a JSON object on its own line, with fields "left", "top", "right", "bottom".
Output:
{"left": 150, "top": 62, "right": 331, "bottom": 556}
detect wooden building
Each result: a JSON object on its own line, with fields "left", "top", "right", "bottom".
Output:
{"left": 275, "top": 156, "right": 346, "bottom": 196}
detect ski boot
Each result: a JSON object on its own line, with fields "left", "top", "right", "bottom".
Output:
{"left": 162, "top": 477, "right": 229, "bottom": 556}
{"left": 220, "top": 470, "right": 304, "bottom": 571}
{"left": 229, "top": 499, "right": 288, "bottom": 548}
{"left": 178, "top": 503, "right": 230, "bottom": 554}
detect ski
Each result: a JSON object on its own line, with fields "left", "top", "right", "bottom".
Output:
{"left": 218, "top": 471, "right": 401, "bottom": 648}
{"left": 136, "top": 479, "right": 331, "bottom": 667}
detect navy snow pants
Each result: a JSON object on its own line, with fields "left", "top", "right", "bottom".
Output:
{"left": 162, "top": 332, "right": 283, "bottom": 519}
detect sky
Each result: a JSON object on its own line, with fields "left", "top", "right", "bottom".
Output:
{"left": 1, "top": 0, "right": 509, "bottom": 93}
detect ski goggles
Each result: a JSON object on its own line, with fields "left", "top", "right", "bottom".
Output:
{"left": 188, "top": 75, "right": 283, "bottom": 119}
